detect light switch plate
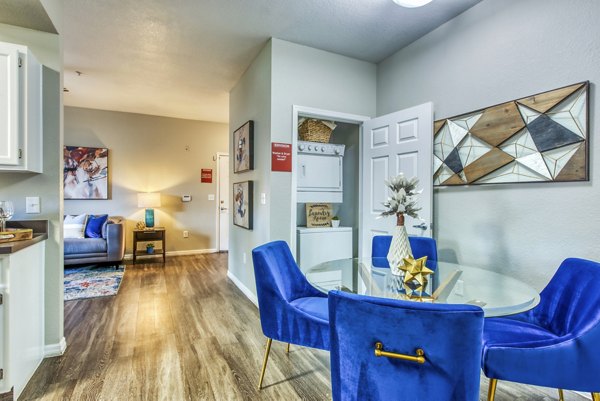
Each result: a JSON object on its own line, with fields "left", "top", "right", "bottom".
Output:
{"left": 260, "top": 193, "right": 266, "bottom": 205}
{"left": 208, "top": 194, "right": 215, "bottom": 201}
{"left": 26, "top": 197, "right": 40, "bottom": 213}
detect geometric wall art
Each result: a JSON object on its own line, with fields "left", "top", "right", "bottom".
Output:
{"left": 433, "top": 82, "right": 589, "bottom": 186}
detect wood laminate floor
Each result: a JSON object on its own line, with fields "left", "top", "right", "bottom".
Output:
{"left": 20, "top": 254, "right": 587, "bottom": 401}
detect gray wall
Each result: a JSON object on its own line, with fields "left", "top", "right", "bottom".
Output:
{"left": 0, "top": 25, "right": 63, "bottom": 348}
{"left": 377, "top": 0, "right": 600, "bottom": 289}
{"left": 64, "top": 107, "right": 228, "bottom": 254}
{"left": 270, "top": 38, "right": 377, "bottom": 243}
{"left": 228, "top": 39, "right": 377, "bottom": 297}
{"left": 228, "top": 41, "right": 272, "bottom": 297}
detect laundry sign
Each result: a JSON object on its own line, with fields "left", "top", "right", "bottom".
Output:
{"left": 201, "top": 169, "right": 213, "bottom": 183}
{"left": 271, "top": 142, "right": 292, "bottom": 172}
{"left": 306, "top": 203, "right": 332, "bottom": 228}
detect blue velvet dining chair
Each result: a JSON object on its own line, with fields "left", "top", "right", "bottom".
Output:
{"left": 372, "top": 235, "right": 438, "bottom": 270}
{"left": 328, "top": 290, "right": 484, "bottom": 401}
{"left": 482, "top": 258, "right": 600, "bottom": 401}
{"left": 251, "top": 240, "right": 330, "bottom": 390}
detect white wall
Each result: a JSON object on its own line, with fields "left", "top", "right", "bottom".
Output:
{"left": 64, "top": 107, "right": 228, "bottom": 254}
{"left": 377, "top": 0, "right": 600, "bottom": 289}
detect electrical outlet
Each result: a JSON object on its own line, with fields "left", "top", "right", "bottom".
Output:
{"left": 183, "top": 230, "right": 189, "bottom": 238}
{"left": 455, "top": 280, "right": 464, "bottom": 296}
{"left": 208, "top": 194, "right": 215, "bottom": 201}
{"left": 243, "top": 252, "right": 247, "bottom": 264}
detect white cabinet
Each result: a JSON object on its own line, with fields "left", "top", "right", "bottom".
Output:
{"left": 0, "top": 41, "right": 42, "bottom": 173}
{"left": 0, "top": 241, "right": 45, "bottom": 399}
{"left": 297, "top": 226, "right": 353, "bottom": 271}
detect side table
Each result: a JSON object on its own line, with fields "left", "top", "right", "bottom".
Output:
{"left": 133, "top": 228, "right": 166, "bottom": 264}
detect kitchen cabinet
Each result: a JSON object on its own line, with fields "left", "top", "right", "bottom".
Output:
{"left": 0, "top": 239, "right": 45, "bottom": 399}
{"left": 0, "top": 41, "right": 42, "bottom": 173}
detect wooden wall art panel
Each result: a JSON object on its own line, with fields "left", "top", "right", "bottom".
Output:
{"left": 433, "top": 82, "right": 589, "bottom": 186}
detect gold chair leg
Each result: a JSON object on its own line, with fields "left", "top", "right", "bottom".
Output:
{"left": 558, "top": 389, "right": 564, "bottom": 401}
{"left": 258, "top": 338, "right": 272, "bottom": 391}
{"left": 487, "top": 378, "right": 498, "bottom": 401}
{"left": 286, "top": 343, "right": 290, "bottom": 354}
{"left": 591, "top": 393, "right": 600, "bottom": 401}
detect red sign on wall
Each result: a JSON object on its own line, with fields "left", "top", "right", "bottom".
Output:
{"left": 201, "top": 169, "right": 213, "bottom": 183}
{"left": 271, "top": 143, "right": 292, "bottom": 172}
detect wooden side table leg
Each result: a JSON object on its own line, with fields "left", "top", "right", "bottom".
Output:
{"left": 133, "top": 234, "right": 137, "bottom": 264}
{"left": 162, "top": 232, "right": 166, "bottom": 264}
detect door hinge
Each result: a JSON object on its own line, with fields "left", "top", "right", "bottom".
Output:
{"left": 18, "top": 149, "right": 22, "bottom": 159}
{"left": 0, "top": 294, "right": 2, "bottom": 305}
{"left": 0, "top": 368, "right": 3, "bottom": 379}
{"left": 18, "top": 57, "right": 22, "bottom": 68}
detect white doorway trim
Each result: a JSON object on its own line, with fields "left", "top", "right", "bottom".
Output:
{"left": 216, "top": 152, "right": 229, "bottom": 252}
{"left": 291, "top": 105, "right": 370, "bottom": 255}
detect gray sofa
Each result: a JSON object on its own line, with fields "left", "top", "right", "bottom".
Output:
{"left": 64, "top": 216, "right": 125, "bottom": 266}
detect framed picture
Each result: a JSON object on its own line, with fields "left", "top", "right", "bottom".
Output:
{"left": 63, "top": 146, "right": 109, "bottom": 199}
{"left": 233, "top": 181, "right": 253, "bottom": 230}
{"left": 234, "top": 120, "right": 254, "bottom": 173}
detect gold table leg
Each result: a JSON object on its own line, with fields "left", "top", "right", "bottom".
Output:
{"left": 258, "top": 338, "right": 272, "bottom": 390}
{"left": 487, "top": 378, "right": 498, "bottom": 401}
{"left": 558, "top": 389, "right": 564, "bottom": 401}
{"left": 286, "top": 343, "right": 290, "bottom": 354}
{"left": 591, "top": 393, "right": 600, "bottom": 401}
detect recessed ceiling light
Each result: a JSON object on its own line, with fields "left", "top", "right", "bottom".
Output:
{"left": 392, "top": 0, "right": 433, "bottom": 7}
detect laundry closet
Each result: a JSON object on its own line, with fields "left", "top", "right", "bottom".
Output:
{"left": 295, "top": 117, "right": 360, "bottom": 271}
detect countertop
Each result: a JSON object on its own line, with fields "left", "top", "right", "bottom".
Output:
{"left": 0, "top": 220, "right": 49, "bottom": 255}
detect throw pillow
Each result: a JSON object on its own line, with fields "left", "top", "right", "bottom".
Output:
{"left": 64, "top": 214, "right": 88, "bottom": 238}
{"left": 85, "top": 214, "right": 109, "bottom": 238}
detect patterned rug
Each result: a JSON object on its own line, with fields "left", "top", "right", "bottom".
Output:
{"left": 64, "top": 265, "right": 125, "bottom": 301}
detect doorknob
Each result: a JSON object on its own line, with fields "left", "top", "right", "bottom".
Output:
{"left": 413, "top": 223, "right": 428, "bottom": 230}
{"left": 220, "top": 207, "right": 228, "bottom": 211}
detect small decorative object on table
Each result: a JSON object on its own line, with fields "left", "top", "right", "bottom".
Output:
{"left": 380, "top": 174, "right": 422, "bottom": 275}
{"left": 331, "top": 215, "right": 340, "bottom": 228}
{"left": 0, "top": 200, "right": 14, "bottom": 232}
{"left": 146, "top": 243, "right": 155, "bottom": 254}
{"left": 135, "top": 220, "right": 146, "bottom": 230}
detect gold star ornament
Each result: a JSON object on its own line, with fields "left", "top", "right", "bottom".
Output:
{"left": 400, "top": 256, "right": 433, "bottom": 295}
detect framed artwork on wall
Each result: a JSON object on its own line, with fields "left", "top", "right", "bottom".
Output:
{"left": 234, "top": 120, "right": 254, "bottom": 173}
{"left": 233, "top": 181, "right": 253, "bottom": 230}
{"left": 63, "top": 146, "right": 109, "bottom": 199}
{"left": 433, "top": 81, "right": 589, "bottom": 186}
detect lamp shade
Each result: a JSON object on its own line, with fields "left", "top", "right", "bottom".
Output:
{"left": 137, "top": 192, "right": 161, "bottom": 208}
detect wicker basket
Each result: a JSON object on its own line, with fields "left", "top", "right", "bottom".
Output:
{"left": 298, "top": 119, "right": 336, "bottom": 143}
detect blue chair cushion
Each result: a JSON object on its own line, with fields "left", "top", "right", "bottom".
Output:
{"left": 290, "top": 297, "right": 329, "bottom": 322}
{"left": 483, "top": 318, "right": 560, "bottom": 348}
{"left": 85, "top": 214, "right": 108, "bottom": 238}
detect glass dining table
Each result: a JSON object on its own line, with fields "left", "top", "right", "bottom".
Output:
{"left": 305, "top": 257, "right": 540, "bottom": 317}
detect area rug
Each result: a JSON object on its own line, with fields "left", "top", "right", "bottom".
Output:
{"left": 64, "top": 265, "right": 125, "bottom": 301}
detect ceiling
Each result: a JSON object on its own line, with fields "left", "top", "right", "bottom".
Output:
{"left": 0, "top": 0, "right": 56, "bottom": 34}
{"left": 63, "top": 0, "right": 481, "bottom": 123}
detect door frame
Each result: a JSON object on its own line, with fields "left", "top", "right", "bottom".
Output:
{"left": 291, "top": 105, "right": 370, "bottom": 255}
{"left": 216, "top": 152, "right": 229, "bottom": 252}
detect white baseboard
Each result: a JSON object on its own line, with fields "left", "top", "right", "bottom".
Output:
{"left": 44, "top": 336, "right": 67, "bottom": 357}
{"left": 227, "top": 270, "right": 258, "bottom": 307}
{"left": 124, "top": 248, "right": 217, "bottom": 260}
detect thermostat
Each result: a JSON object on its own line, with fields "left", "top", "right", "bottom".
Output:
{"left": 182, "top": 195, "right": 192, "bottom": 202}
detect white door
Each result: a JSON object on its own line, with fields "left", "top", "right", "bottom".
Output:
{"left": 360, "top": 102, "right": 433, "bottom": 258}
{"left": 217, "top": 154, "right": 229, "bottom": 251}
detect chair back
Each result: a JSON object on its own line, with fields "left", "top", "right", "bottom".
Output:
{"left": 532, "top": 258, "right": 600, "bottom": 337}
{"left": 252, "top": 241, "right": 323, "bottom": 336}
{"left": 372, "top": 235, "right": 438, "bottom": 269}
{"left": 329, "top": 290, "right": 483, "bottom": 401}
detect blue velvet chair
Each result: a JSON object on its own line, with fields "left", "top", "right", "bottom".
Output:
{"left": 482, "top": 258, "right": 600, "bottom": 401}
{"left": 372, "top": 235, "right": 438, "bottom": 270}
{"left": 329, "top": 290, "right": 484, "bottom": 401}
{"left": 252, "top": 240, "right": 330, "bottom": 390}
